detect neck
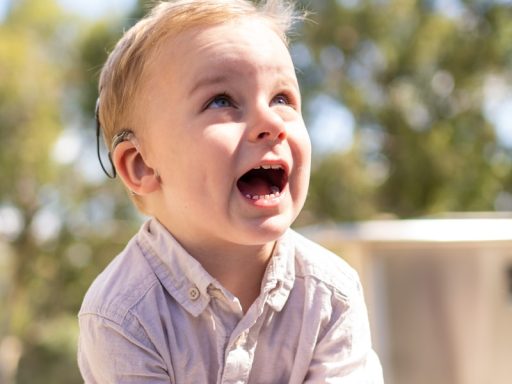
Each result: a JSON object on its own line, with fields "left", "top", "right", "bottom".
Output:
{"left": 179, "top": 237, "right": 275, "bottom": 313}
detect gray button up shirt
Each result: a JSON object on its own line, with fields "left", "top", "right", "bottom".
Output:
{"left": 78, "top": 219, "right": 383, "bottom": 383}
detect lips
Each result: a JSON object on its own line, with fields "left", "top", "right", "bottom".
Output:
{"left": 237, "top": 163, "right": 288, "bottom": 201}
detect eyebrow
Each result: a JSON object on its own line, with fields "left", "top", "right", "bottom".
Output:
{"left": 187, "top": 62, "right": 300, "bottom": 99}
{"left": 188, "top": 74, "right": 231, "bottom": 98}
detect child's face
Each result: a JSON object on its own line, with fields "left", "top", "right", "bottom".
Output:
{"left": 137, "top": 18, "right": 311, "bottom": 250}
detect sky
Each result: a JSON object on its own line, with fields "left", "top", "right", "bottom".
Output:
{"left": 56, "top": 0, "right": 136, "bottom": 19}
{"left": 0, "top": 0, "right": 9, "bottom": 20}
{"left": 0, "top": 0, "right": 136, "bottom": 21}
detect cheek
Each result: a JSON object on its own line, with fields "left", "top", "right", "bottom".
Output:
{"left": 292, "top": 129, "right": 312, "bottom": 172}
{"left": 286, "top": 131, "right": 311, "bottom": 199}
{"left": 294, "top": 130, "right": 312, "bottom": 190}
{"left": 303, "top": 132, "right": 312, "bottom": 164}
{"left": 191, "top": 133, "right": 239, "bottom": 184}
{"left": 202, "top": 129, "right": 242, "bottom": 162}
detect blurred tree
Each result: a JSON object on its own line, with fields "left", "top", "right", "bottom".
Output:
{"left": 296, "top": 0, "right": 512, "bottom": 221}
{"left": 0, "top": 1, "right": 141, "bottom": 383}
{"left": 0, "top": 0, "right": 73, "bottom": 382}
{"left": 1, "top": 0, "right": 512, "bottom": 382}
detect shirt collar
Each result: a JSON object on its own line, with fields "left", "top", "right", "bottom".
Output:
{"left": 137, "top": 219, "right": 215, "bottom": 317}
{"left": 137, "top": 218, "right": 296, "bottom": 316}
{"left": 260, "top": 230, "right": 295, "bottom": 312}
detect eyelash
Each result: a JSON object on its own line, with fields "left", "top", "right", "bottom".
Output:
{"left": 203, "top": 91, "right": 297, "bottom": 111}
{"left": 272, "top": 93, "right": 291, "bottom": 106}
{"left": 204, "top": 93, "right": 235, "bottom": 110}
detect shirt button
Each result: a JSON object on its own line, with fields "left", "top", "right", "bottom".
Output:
{"left": 188, "top": 286, "right": 200, "bottom": 301}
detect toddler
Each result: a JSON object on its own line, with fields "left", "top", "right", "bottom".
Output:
{"left": 78, "top": 0, "right": 383, "bottom": 382}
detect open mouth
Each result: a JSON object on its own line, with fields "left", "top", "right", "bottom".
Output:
{"left": 237, "top": 165, "right": 288, "bottom": 200}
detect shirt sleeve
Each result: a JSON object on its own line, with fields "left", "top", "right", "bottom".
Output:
{"left": 304, "top": 281, "right": 384, "bottom": 384}
{"left": 78, "top": 313, "right": 172, "bottom": 384}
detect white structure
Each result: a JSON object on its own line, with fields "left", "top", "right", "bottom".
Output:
{"left": 302, "top": 216, "right": 512, "bottom": 384}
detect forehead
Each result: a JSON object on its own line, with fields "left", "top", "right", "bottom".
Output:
{"left": 144, "top": 18, "right": 297, "bottom": 90}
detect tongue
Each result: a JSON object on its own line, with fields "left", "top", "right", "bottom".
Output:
{"left": 238, "top": 178, "right": 272, "bottom": 196}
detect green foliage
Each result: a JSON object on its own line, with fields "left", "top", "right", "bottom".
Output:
{"left": 0, "top": 0, "right": 511, "bottom": 382}
{"left": 0, "top": 1, "right": 141, "bottom": 383}
{"left": 302, "top": 144, "right": 377, "bottom": 223}
{"left": 296, "top": 0, "right": 512, "bottom": 221}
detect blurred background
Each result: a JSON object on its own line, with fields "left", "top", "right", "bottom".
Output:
{"left": 0, "top": 0, "right": 511, "bottom": 382}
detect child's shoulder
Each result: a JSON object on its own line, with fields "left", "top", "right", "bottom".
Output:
{"left": 287, "top": 229, "right": 361, "bottom": 299}
{"left": 79, "top": 233, "right": 159, "bottom": 324}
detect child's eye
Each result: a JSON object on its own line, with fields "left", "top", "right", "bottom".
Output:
{"left": 271, "top": 93, "right": 293, "bottom": 107}
{"left": 205, "top": 94, "right": 234, "bottom": 109}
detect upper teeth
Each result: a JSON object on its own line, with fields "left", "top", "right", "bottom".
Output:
{"left": 253, "top": 165, "right": 283, "bottom": 170}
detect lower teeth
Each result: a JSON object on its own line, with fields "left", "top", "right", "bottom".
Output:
{"left": 246, "top": 189, "right": 281, "bottom": 200}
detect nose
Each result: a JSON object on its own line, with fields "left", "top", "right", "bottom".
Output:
{"left": 247, "top": 102, "right": 287, "bottom": 143}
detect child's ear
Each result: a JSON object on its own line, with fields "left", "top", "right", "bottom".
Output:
{"left": 112, "top": 140, "right": 160, "bottom": 195}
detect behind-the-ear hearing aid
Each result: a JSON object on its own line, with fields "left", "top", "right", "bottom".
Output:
{"left": 96, "top": 97, "right": 161, "bottom": 184}
{"left": 95, "top": 97, "right": 135, "bottom": 179}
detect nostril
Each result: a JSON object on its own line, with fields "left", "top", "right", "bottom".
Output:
{"left": 256, "top": 131, "right": 286, "bottom": 141}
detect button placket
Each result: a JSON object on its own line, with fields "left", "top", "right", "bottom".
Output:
{"left": 234, "top": 331, "right": 248, "bottom": 348}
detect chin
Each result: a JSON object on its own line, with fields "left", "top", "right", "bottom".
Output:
{"left": 238, "top": 214, "right": 295, "bottom": 246}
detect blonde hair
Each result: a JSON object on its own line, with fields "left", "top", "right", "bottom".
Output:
{"left": 97, "top": 0, "right": 302, "bottom": 211}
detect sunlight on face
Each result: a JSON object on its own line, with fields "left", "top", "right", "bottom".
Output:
{"left": 135, "top": 18, "right": 311, "bottom": 255}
